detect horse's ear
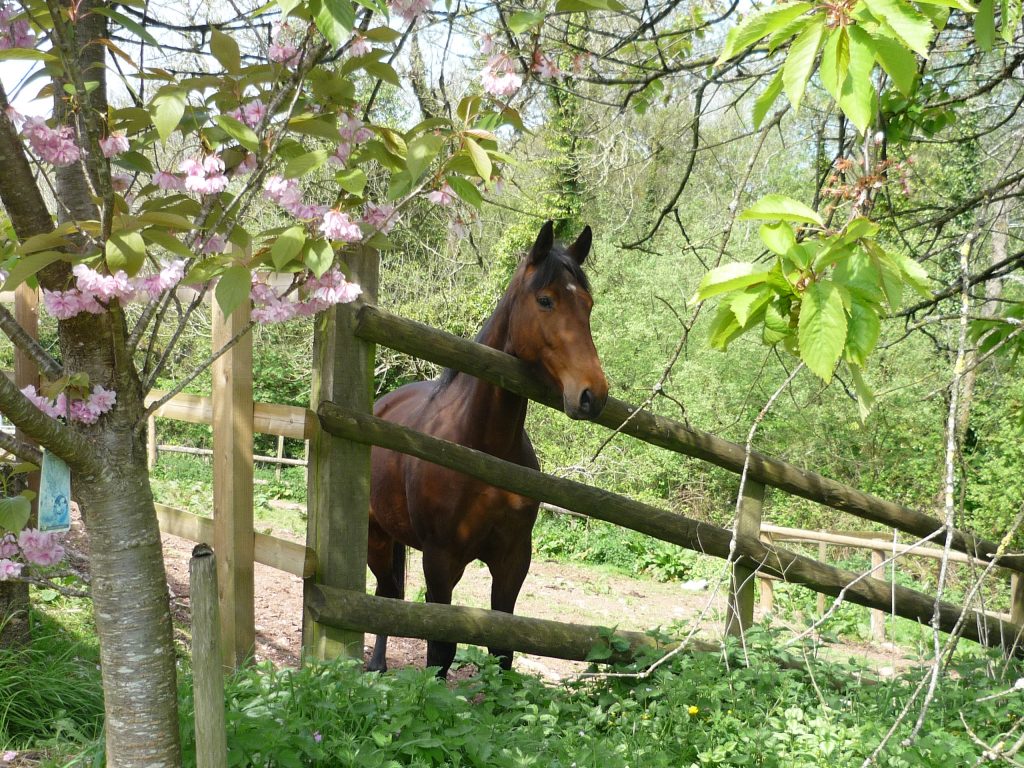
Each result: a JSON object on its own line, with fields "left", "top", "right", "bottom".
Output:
{"left": 529, "top": 220, "right": 555, "bottom": 264}
{"left": 568, "top": 225, "right": 592, "bottom": 265}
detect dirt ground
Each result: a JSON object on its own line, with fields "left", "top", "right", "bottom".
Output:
{"left": 155, "top": 522, "right": 916, "bottom": 681}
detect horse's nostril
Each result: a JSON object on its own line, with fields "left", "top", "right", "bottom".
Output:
{"left": 579, "top": 389, "right": 594, "bottom": 414}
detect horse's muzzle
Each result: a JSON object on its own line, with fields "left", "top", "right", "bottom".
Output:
{"left": 564, "top": 387, "right": 607, "bottom": 420}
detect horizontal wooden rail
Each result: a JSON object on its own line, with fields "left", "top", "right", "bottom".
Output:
{"left": 156, "top": 444, "right": 308, "bottom": 467}
{"left": 762, "top": 526, "right": 980, "bottom": 565}
{"left": 307, "top": 586, "right": 716, "bottom": 664}
{"left": 318, "top": 402, "right": 1024, "bottom": 652}
{"left": 146, "top": 390, "right": 313, "bottom": 439}
{"left": 155, "top": 504, "right": 316, "bottom": 578}
{"left": 354, "top": 304, "right": 1024, "bottom": 574}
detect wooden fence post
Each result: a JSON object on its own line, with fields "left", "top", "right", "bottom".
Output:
{"left": 816, "top": 541, "right": 826, "bottom": 615}
{"left": 212, "top": 291, "right": 255, "bottom": 669}
{"left": 1011, "top": 574, "right": 1024, "bottom": 628}
{"left": 870, "top": 548, "right": 886, "bottom": 642}
{"left": 726, "top": 480, "right": 765, "bottom": 637}
{"left": 758, "top": 531, "right": 775, "bottom": 614}
{"left": 275, "top": 435, "right": 285, "bottom": 482}
{"left": 303, "top": 246, "right": 379, "bottom": 661}
{"left": 147, "top": 414, "right": 158, "bottom": 469}
{"left": 189, "top": 544, "right": 228, "bottom": 768}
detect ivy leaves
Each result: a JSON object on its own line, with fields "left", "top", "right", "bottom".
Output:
{"left": 692, "top": 195, "right": 933, "bottom": 416}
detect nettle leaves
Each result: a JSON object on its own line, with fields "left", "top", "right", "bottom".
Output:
{"left": 691, "top": 195, "right": 932, "bottom": 417}
{"left": 716, "top": 0, "right": 1004, "bottom": 134}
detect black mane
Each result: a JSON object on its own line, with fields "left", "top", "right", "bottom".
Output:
{"left": 433, "top": 243, "right": 590, "bottom": 392}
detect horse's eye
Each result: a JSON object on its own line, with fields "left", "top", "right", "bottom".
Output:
{"left": 537, "top": 295, "right": 554, "bottom": 310}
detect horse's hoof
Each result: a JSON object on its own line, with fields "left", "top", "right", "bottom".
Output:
{"left": 366, "top": 661, "right": 387, "bottom": 673}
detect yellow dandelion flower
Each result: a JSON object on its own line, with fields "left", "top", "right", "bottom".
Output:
{"left": 688, "top": 705, "right": 699, "bottom": 716}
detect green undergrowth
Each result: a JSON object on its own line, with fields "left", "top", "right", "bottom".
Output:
{"left": 165, "top": 635, "right": 1022, "bottom": 767}
{"left": 0, "top": 593, "right": 103, "bottom": 755}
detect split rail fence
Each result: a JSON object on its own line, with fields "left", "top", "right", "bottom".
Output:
{"left": 7, "top": 252, "right": 1024, "bottom": 671}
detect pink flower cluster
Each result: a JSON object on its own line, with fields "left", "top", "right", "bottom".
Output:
{"left": 320, "top": 210, "right": 362, "bottom": 242}
{"left": 100, "top": 133, "right": 130, "bottom": 158}
{"left": 269, "top": 24, "right": 300, "bottom": 66}
{"left": 427, "top": 183, "right": 456, "bottom": 206}
{"left": 364, "top": 202, "right": 399, "bottom": 234}
{"left": 16, "top": 528, "right": 65, "bottom": 566}
{"left": 250, "top": 268, "right": 362, "bottom": 323}
{"left": 227, "top": 99, "right": 267, "bottom": 129}
{"left": 481, "top": 54, "right": 523, "bottom": 98}
{"left": 22, "top": 116, "right": 81, "bottom": 166}
{"left": 41, "top": 261, "right": 186, "bottom": 319}
{"left": 348, "top": 35, "right": 371, "bottom": 57}
{"left": 154, "top": 170, "right": 185, "bottom": 191}
{"left": 181, "top": 155, "right": 230, "bottom": 195}
{"left": 329, "top": 113, "right": 374, "bottom": 168}
{"left": 390, "top": 0, "right": 432, "bottom": 21}
{"left": 263, "top": 175, "right": 327, "bottom": 220}
{"left": 532, "top": 52, "right": 562, "bottom": 79}
{"left": 21, "top": 383, "right": 117, "bottom": 425}
{"left": 0, "top": 2, "right": 34, "bottom": 49}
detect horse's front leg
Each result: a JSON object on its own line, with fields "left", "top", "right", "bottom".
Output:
{"left": 366, "top": 524, "right": 405, "bottom": 673}
{"left": 422, "top": 546, "right": 466, "bottom": 677}
{"left": 485, "top": 537, "right": 532, "bottom": 671}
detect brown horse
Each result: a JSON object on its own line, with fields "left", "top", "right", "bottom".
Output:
{"left": 366, "top": 221, "right": 609, "bottom": 676}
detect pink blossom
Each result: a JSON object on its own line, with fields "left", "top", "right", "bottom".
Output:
{"left": 70, "top": 398, "right": 99, "bottom": 424}
{"left": 0, "top": 2, "right": 34, "bottom": 50}
{"left": 363, "top": 203, "right": 399, "bottom": 234}
{"left": 88, "top": 385, "right": 117, "bottom": 415}
{"left": 181, "top": 155, "right": 229, "bottom": 195}
{"left": 153, "top": 170, "right": 185, "bottom": 191}
{"left": 202, "top": 234, "right": 228, "bottom": 254}
{"left": 328, "top": 142, "right": 352, "bottom": 167}
{"left": 481, "top": 54, "right": 523, "bottom": 98}
{"left": 0, "top": 559, "right": 23, "bottom": 581}
{"left": 390, "top": 0, "right": 432, "bottom": 21}
{"left": 0, "top": 534, "right": 18, "bottom": 558}
{"left": 532, "top": 52, "right": 562, "bottom": 79}
{"left": 157, "top": 260, "right": 186, "bottom": 290}
{"left": 43, "top": 289, "right": 85, "bottom": 320}
{"left": 313, "top": 732, "right": 323, "bottom": 744}
{"left": 492, "top": 176, "right": 506, "bottom": 195}
{"left": 307, "top": 268, "right": 362, "bottom": 305}
{"left": 480, "top": 34, "right": 494, "bottom": 55}
{"left": 241, "top": 100, "right": 267, "bottom": 128}
{"left": 23, "top": 117, "right": 81, "bottom": 166}
{"left": 17, "top": 528, "right": 64, "bottom": 567}
{"left": 111, "top": 172, "right": 133, "bottom": 192}
{"left": 338, "top": 113, "right": 373, "bottom": 144}
{"left": 100, "top": 133, "right": 130, "bottom": 158}
{"left": 319, "top": 210, "right": 362, "bottom": 242}
{"left": 426, "top": 183, "right": 456, "bottom": 207}
{"left": 21, "top": 384, "right": 61, "bottom": 418}
{"left": 452, "top": 217, "right": 470, "bottom": 239}
{"left": 348, "top": 35, "right": 371, "bottom": 57}
{"left": 269, "top": 42, "right": 299, "bottom": 66}
{"left": 73, "top": 264, "right": 132, "bottom": 302}
{"left": 263, "top": 175, "right": 294, "bottom": 203}
{"left": 4, "top": 105, "right": 23, "bottom": 127}
{"left": 571, "top": 53, "right": 595, "bottom": 75}
{"left": 251, "top": 299, "right": 297, "bottom": 323}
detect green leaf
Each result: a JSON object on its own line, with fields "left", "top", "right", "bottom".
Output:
{"left": 0, "top": 49, "right": 58, "bottom": 61}
{"left": 759, "top": 221, "right": 797, "bottom": 257}
{"left": 271, "top": 226, "right": 306, "bottom": 270}
{"left": 0, "top": 495, "right": 31, "bottom": 533}
{"left": 844, "top": 298, "right": 881, "bottom": 366}
{"left": 362, "top": 60, "right": 401, "bottom": 86}
{"left": 862, "top": 0, "right": 934, "bottom": 55}
{"left": 406, "top": 134, "right": 444, "bottom": 181}
{"left": 150, "top": 87, "right": 186, "bottom": 143}
{"left": 215, "top": 265, "right": 251, "bottom": 317}
{"left": 105, "top": 231, "right": 147, "bottom": 276}
{"left": 337, "top": 167, "right": 367, "bottom": 197}
{"left": 739, "top": 194, "right": 824, "bottom": 226}
{"left": 214, "top": 115, "right": 260, "bottom": 152}
{"left": 717, "top": 2, "right": 814, "bottom": 64}
{"left": 312, "top": 0, "right": 355, "bottom": 47}
{"left": 284, "top": 149, "right": 330, "bottom": 179}
{"left": 763, "top": 297, "right": 794, "bottom": 344}
{"left": 819, "top": 28, "right": 850, "bottom": 102}
{"left": 463, "top": 137, "right": 492, "bottom": 183}
{"left": 277, "top": 0, "right": 301, "bottom": 15}
{"left": 1003, "top": 0, "right": 1022, "bottom": 41}
{"left": 288, "top": 114, "right": 341, "bottom": 142}
{"left": 731, "top": 286, "right": 773, "bottom": 326}
{"left": 849, "top": 363, "right": 875, "bottom": 421}
{"left": 707, "top": 303, "right": 746, "bottom": 349}
{"left": 304, "top": 239, "right": 334, "bottom": 278}
{"left": 508, "top": 11, "right": 545, "bottom": 32}
{"left": 975, "top": 0, "right": 995, "bottom": 50}
{"left": 92, "top": 6, "right": 161, "bottom": 46}
{"left": 839, "top": 26, "right": 878, "bottom": 134}
{"left": 691, "top": 262, "right": 770, "bottom": 303}
{"left": 868, "top": 30, "right": 917, "bottom": 96}
{"left": 753, "top": 68, "right": 784, "bottom": 128}
{"left": 888, "top": 250, "right": 932, "bottom": 297}
{"left": 210, "top": 27, "right": 241, "bottom": 74}
{"left": 798, "top": 280, "right": 848, "bottom": 382}
{"left": 445, "top": 176, "right": 483, "bottom": 209}
{"left": 783, "top": 16, "right": 825, "bottom": 111}
{"left": 869, "top": 246, "right": 904, "bottom": 310}
{"left": 373, "top": 126, "right": 408, "bottom": 158}
{"left": 143, "top": 229, "right": 192, "bottom": 259}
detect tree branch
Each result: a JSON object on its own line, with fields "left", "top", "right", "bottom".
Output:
{"left": 0, "top": 304, "right": 63, "bottom": 380}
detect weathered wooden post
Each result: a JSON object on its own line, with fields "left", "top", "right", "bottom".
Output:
{"left": 758, "top": 532, "right": 775, "bottom": 614}
{"left": 870, "top": 548, "right": 886, "bottom": 642}
{"left": 816, "top": 540, "right": 827, "bottom": 615}
{"left": 189, "top": 544, "right": 228, "bottom": 768}
{"left": 304, "top": 246, "right": 379, "bottom": 661}
{"left": 275, "top": 435, "right": 285, "bottom": 482}
{"left": 727, "top": 480, "right": 765, "bottom": 637}
{"left": 1011, "top": 574, "right": 1024, "bottom": 628}
{"left": 211, "top": 289, "right": 255, "bottom": 668}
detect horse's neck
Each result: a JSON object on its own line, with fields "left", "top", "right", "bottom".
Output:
{"left": 443, "top": 297, "right": 529, "bottom": 456}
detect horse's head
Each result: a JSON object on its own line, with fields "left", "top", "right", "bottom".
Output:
{"left": 506, "top": 221, "right": 608, "bottom": 420}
